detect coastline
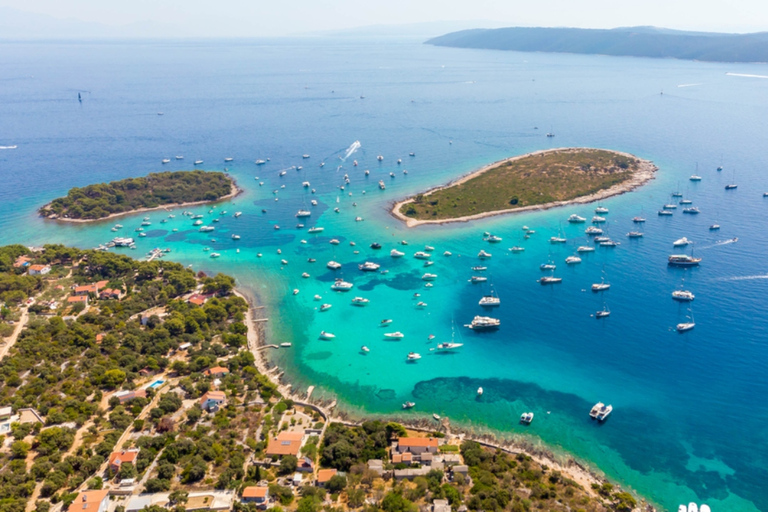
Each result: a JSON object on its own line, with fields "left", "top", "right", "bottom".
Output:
{"left": 234, "top": 286, "right": 655, "bottom": 511}
{"left": 391, "top": 147, "right": 658, "bottom": 228}
{"left": 42, "top": 177, "right": 242, "bottom": 224}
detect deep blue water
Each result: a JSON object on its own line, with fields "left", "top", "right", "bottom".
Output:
{"left": 2, "top": 38, "right": 768, "bottom": 512}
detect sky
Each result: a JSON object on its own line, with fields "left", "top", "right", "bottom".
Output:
{"left": 1, "top": 0, "right": 767, "bottom": 38}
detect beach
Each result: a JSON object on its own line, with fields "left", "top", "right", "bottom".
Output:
{"left": 392, "top": 148, "right": 658, "bottom": 228}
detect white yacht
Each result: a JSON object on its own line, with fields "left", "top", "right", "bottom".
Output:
{"left": 308, "top": 226, "right": 324, "bottom": 233}
{"left": 664, "top": 203, "right": 678, "bottom": 209}
{"left": 672, "top": 290, "right": 695, "bottom": 302}
{"left": 199, "top": 226, "right": 215, "bottom": 232}
{"left": 161, "top": 158, "right": 170, "bottom": 164}
{"left": 540, "top": 263, "right": 556, "bottom": 271}
{"left": 414, "top": 251, "right": 431, "bottom": 259}
{"left": 359, "top": 261, "right": 381, "bottom": 272}
{"left": 407, "top": 352, "right": 422, "bottom": 361}
{"left": 384, "top": 332, "right": 405, "bottom": 339}
{"left": 520, "top": 412, "right": 534, "bottom": 424}
{"left": 538, "top": 276, "right": 562, "bottom": 284}
{"left": 658, "top": 210, "right": 674, "bottom": 216}
{"left": 568, "top": 214, "right": 586, "bottom": 223}
{"left": 361, "top": 346, "right": 370, "bottom": 353}
{"left": 576, "top": 246, "right": 595, "bottom": 253}
{"left": 591, "top": 279, "right": 610, "bottom": 292}
{"left": 301, "top": 272, "right": 310, "bottom": 278}
{"left": 470, "top": 276, "right": 488, "bottom": 283}
{"left": 255, "top": 159, "right": 266, "bottom": 165}
{"left": 677, "top": 321, "right": 695, "bottom": 332}
{"left": 627, "top": 231, "right": 643, "bottom": 238}
{"left": 424, "top": 245, "right": 435, "bottom": 252}
{"left": 194, "top": 220, "right": 204, "bottom": 226}
{"left": 296, "top": 210, "right": 311, "bottom": 217}
{"left": 422, "top": 273, "right": 437, "bottom": 281}
{"left": 690, "top": 174, "right": 702, "bottom": 181}
{"left": 443, "top": 251, "right": 452, "bottom": 256}
{"left": 391, "top": 249, "right": 405, "bottom": 258}
{"left": 509, "top": 246, "right": 525, "bottom": 252}
{"left": 231, "top": 234, "right": 240, "bottom": 240}
{"left": 478, "top": 250, "right": 492, "bottom": 259}
{"left": 549, "top": 236, "right": 567, "bottom": 244}
{"left": 595, "top": 206, "right": 609, "bottom": 214}
{"left": 585, "top": 226, "right": 603, "bottom": 235}
{"left": 590, "top": 402, "right": 612, "bottom": 421}
{"left": 175, "top": 156, "right": 184, "bottom": 160}
{"left": 592, "top": 216, "right": 607, "bottom": 223}
{"left": 673, "top": 237, "right": 691, "bottom": 247}
{"left": 565, "top": 256, "right": 582, "bottom": 264}
{"left": 326, "top": 261, "right": 342, "bottom": 270}
{"left": 436, "top": 342, "right": 464, "bottom": 350}
{"left": 484, "top": 235, "right": 503, "bottom": 243}
{"left": 479, "top": 294, "right": 501, "bottom": 307}
{"left": 319, "top": 304, "right": 332, "bottom": 311}
{"left": 331, "top": 279, "right": 353, "bottom": 291}
{"left": 465, "top": 316, "right": 500, "bottom": 330}
{"left": 351, "top": 297, "right": 370, "bottom": 306}
{"left": 319, "top": 331, "right": 336, "bottom": 340}
{"left": 477, "top": 387, "right": 483, "bottom": 396}
{"left": 194, "top": 160, "right": 203, "bottom": 165}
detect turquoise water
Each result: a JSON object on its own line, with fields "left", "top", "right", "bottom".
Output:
{"left": 2, "top": 38, "right": 768, "bottom": 511}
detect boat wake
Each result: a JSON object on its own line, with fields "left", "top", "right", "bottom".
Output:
{"left": 726, "top": 72, "right": 768, "bottom": 79}
{"left": 0, "top": 145, "right": 17, "bottom": 150}
{"left": 341, "top": 140, "right": 361, "bottom": 161}
{"left": 677, "top": 83, "right": 703, "bottom": 88}
{"left": 698, "top": 239, "right": 738, "bottom": 250}
{"left": 718, "top": 274, "right": 768, "bottom": 282}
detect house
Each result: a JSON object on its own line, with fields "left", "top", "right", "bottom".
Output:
{"left": 395, "top": 437, "right": 439, "bottom": 456}
{"left": 432, "top": 499, "right": 451, "bottom": 512}
{"left": 367, "top": 459, "right": 385, "bottom": 476}
{"left": 67, "top": 490, "right": 110, "bottom": 512}
{"left": 297, "top": 456, "right": 314, "bottom": 472}
{"left": 291, "top": 472, "right": 303, "bottom": 487}
{"left": 451, "top": 465, "right": 469, "bottom": 479}
{"left": 316, "top": 468, "right": 337, "bottom": 487}
{"left": 199, "top": 390, "right": 227, "bottom": 411}
{"left": 241, "top": 486, "right": 269, "bottom": 507}
{"left": 13, "top": 256, "right": 31, "bottom": 268}
{"left": 204, "top": 366, "right": 230, "bottom": 378}
{"left": 440, "top": 453, "right": 462, "bottom": 466}
{"left": 74, "top": 284, "right": 99, "bottom": 296}
{"left": 188, "top": 293, "right": 208, "bottom": 306}
{"left": 27, "top": 264, "right": 50, "bottom": 275}
{"left": 99, "top": 288, "right": 123, "bottom": 300}
{"left": 0, "top": 406, "right": 12, "bottom": 421}
{"left": 265, "top": 431, "right": 304, "bottom": 458}
{"left": 109, "top": 449, "right": 140, "bottom": 473}
{"left": 67, "top": 295, "right": 88, "bottom": 307}
{"left": 178, "top": 342, "right": 192, "bottom": 351}
{"left": 114, "top": 389, "right": 147, "bottom": 404}
{"left": 391, "top": 452, "right": 413, "bottom": 465}
{"left": 393, "top": 467, "right": 431, "bottom": 481}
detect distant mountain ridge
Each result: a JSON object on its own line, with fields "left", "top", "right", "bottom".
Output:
{"left": 426, "top": 26, "right": 768, "bottom": 63}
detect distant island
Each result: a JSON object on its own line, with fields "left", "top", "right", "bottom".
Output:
{"left": 393, "top": 148, "right": 656, "bottom": 227}
{"left": 426, "top": 26, "right": 768, "bottom": 63}
{"left": 40, "top": 170, "right": 238, "bottom": 222}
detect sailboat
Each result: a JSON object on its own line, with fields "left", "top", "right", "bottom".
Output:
{"left": 676, "top": 308, "right": 695, "bottom": 332}
{"left": 725, "top": 170, "right": 737, "bottom": 190}
{"left": 595, "top": 304, "right": 610, "bottom": 318}
{"left": 478, "top": 283, "right": 501, "bottom": 307}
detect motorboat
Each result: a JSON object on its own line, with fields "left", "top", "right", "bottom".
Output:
{"left": 331, "top": 279, "right": 354, "bottom": 291}
{"left": 319, "top": 304, "right": 332, "bottom": 311}
{"left": 359, "top": 261, "right": 381, "bottom": 272}
{"left": 478, "top": 250, "right": 492, "bottom": 259}
{"left": 479, "top": 294, "right": 501, "bottom": 307}
{"left": 424, "top": 245, "right": 435, "bottom": 252}
{"left": 664, "top": 203, "right": 678, "bottom": 209}
{"left": 351, "top": 297, "right": 370, "bottom": 306}
{"left": 280, "top": 259, "right": 288, "bottom": 265}
{"left": 407, "top": 352, "right": 422, "bottom": 361}
{"left": 330, "top": 239, "right": 340, "bottom": 245}
{"left": 175, "top": 156, "right": 184, "bottom": 160}
{"left": 679, "top": 199, "right": 693, "bottom": 205}
{"left": 470, "top": 276, "right": 488, "bottom": 283}
{"left": 416, "top": 301, "right": 428, "bottom": 308}
{"left": 302, "top": 154, "right": 310, "bottom": 159}
{"left": 379, "top": 180, "right": 386, "bottom": 189}
{"left": 590, "top": 402, "right": 612, "bottom": 421}
{"left": 380, "top": 319, "right": 393, "bottom": 325}
{"left": 690, "top": 174, "right": 702, "bottom": 181}
{"left": 540, "top": 263, "right": 556, "bottom": 271}
{"left": 576, "top": 246, "right": 595, "bottom": 253}
{"left": 402, "top": 401, "right": 415, "bottom": 409}
{"left": 477, "top": 387, "right": 483, "bottom": 396}
{"left": 210, "top": 253, "right": 220, "bottom": 258}
{"left": 668, "top": 254, "right": 701, "bottom": 267}
{"left": 673, "top": 237, "right": 691, "bottom": 247}
{"left": 595, "top": 206, "right": 609, "bottom": 214}
{"left": 422, "top": 273, "right": 437, "bottom": 281}
{"left": 384, "top": 332, "right": 405, "bottom": 339}
{"left": 585, "top": 226, "right": 603, "bottom": 235}
{"left": 632, "top": 216, "right": 646, "bottom": 223}
{"left": 194, "top": 160, "right": 203, "bottom": 165}
{"left": 391, "top": 249, "right": 405, "bottom": 257}
{"left": 224, "top": 157, "right": 233, "bottom": 162}
{"left": 483, "top": 235, "right": 503, "bottom": 243}
{"left": 370, "top": 242, "right": 382, "bottom": 249}
{"left": 161, "top": 158, "right": 170, "bottom": 164}
{"left": 565, "top": 256, "right": 582, "bottom": 264}
{"left": 308, "top": 227, "right": 324, "bottom": 233}
{"left": 296, "top": 210, "right": 311, "bottom": 217}
{"left": 292, "top": 288, "right": 298, "bottom": 295}
{"left": 361, "top": 346, "right": 370, "bottom": 353}
{"left": 682, "top": 207, "right": 700, "bottom": 214}
{"left": 327, "top": 261, "right": 342, "bottom": 269}
{"left": 672, "top": 290, "right": 695, "bottom": 301}
{"left": 319, "top": 331, "right": 336, "bottom": 340}
{"left": 520, "top": 412, "right": 534, "bottom": 424}
{"left": 658, "top": 210, "right": 674, "bottom": 216}
{"left": 433, "top": 414, "right": 441, "bottom": 421}
{"left": 465, "top": 316, "right": 500, "bottom": 330}
{"left": 471, "top": 266, "right": 487, "bottom": 271}
{"left": 255, "top": 159, "right": 266, "bottom": 165}
{"left": 627, "top": 232, "right": 643, "bottom": 238}
{"left": 709, "top": 224, "right": 720, "bottom": 230}
{"left": 538, "top": 276, "right": 562, "bottom": 284}
{"left": 599, "top": 240, "right": 619, "bottom": 247}
{"left": 414, "top": 251, "right": 430, "bottom": 259}
{"left": 377, "top": 155, "right": 384, "bottom": 161}
{"left": 280, "top": 342, "right": 291, "bottom": 348}
{"left": 725, "top": 184, "right": 738, "bottom": 190}
{"left": 591, "top": 280, "right": 610, "bottom": 292}
{"left": 301, "top": 272, "right": 310, "bottom": 278}
{"left": 592, "top": 216, "right": 606, "bottom": 223}
{"left": 436, "top": 342, "right": 464, "bottom": 350}
{"left": 231, "top": 234, "right": 240, "bottom": 240}
{"left": 199, "top": 226, "right": 215, "bottom": 232}
{"left": 509, "top": 246, "right": 525, "bottom": 252}
{"left": 549, "top": 236, "right": 567, "bottom": 244}
{"left": 568, "top": 214, "right": 586, "bottom": 223}
{"left": 443, "top": 251, "right": 452, "bottom": 256}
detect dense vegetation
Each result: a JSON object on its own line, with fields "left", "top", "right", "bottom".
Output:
{"left": 427, "top": 26, "right": 768, "bottom": 63}
{"left": 39, "top": 171, "right": 234, "bottom": 220}
{"left": 399, "top": 149, "right": 642, "bottom": 221}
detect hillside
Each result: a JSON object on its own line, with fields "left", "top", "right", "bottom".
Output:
{"left": 426, "top": 26, "right": 768, "bottom": 63}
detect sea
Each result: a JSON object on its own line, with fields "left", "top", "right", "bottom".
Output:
{"left": 1, "top": 37, "right": 767, "bottom": 512}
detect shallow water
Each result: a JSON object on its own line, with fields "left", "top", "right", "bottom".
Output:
{"left": 1, "top": 37, "right": 768, "bottom": 511}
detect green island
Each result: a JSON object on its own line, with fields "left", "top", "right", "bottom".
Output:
{"left": 394, "top": 148, "right": 656, "bottom": 226}
{"left": 39, "top": 171, "right": 237, "bottom": 221}
{"left": 0, "top": 245, "right": 650, "bottom": 512}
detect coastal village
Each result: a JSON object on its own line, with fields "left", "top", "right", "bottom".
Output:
{"left": 0, "top": 244, "right": 652, "bottom": 512}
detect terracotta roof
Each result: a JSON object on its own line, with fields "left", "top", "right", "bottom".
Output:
{"left": 67, "top": 490, "right": 110, "bottom": 512}
{"left": 67, "top": 295, "right": 88, "bottom": 303}
{"left": 402, "top": 452, "right": 413, "bottom": 462}
{"left": 29, "top": 264, "right": 48, "bottom": 271}
{"left": 265, "top": 431, "right": 303, "bottom": 456}
{"left": 205, "top": 366, "right": 229, "bottom": 376}
{"left": 74, "top": 284, "right": 99, "bottom": 294}
{"left": 317, "top": 468, "right": 337, "bottom": 483}
{"left": 200, "top": 390, "right": 226, "bottom": 405}
{"left": 398, "top": 437, "right": 439, "bottom": 448}
{"left": 242, "top": 487, "right": 268, "bottom": 499}
{"left": 109, "top": 450, "right": 139, "bottom": 467}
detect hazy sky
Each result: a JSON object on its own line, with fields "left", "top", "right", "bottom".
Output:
{"left": 3, "top": 0, "right": 768, "bottom": 37}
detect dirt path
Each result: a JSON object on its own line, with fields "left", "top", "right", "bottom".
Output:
{"left": 1, "top": 306, "right": 29, "bottom": 361}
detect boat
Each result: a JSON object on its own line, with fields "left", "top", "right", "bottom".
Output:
{"left": 311, "top": 200, "right": 318, "bottom": 205}
{"left": 576, "top": 246, "right": 595, "bottom": 253}
{"left": 351, "top": 297, "right": 370, "bottom": 306}
{"left": 479, "top": 293, "right": 501, "bottom": 307}
{"left": 194, "top": 160, "right": 203, "bottom": 165}
{"left": 390, "top": 249, "right": 405, "bottom": 257}
{"left": 296, "top": 210, "right": 311, "bottom": 217}
{"left": 301, "top": 272, "right": 310, "bottom": 278}
{"left": 471, "top": 266, "right": 487, "bottom": 271}
{"left": 331, "top": 279, "right": 354, "bottom": 291}
{"left": 549, "top": 236, "right": 567, "bottom": 244}
{"left": 599, "top": 240, "right": 619, "bottom": 247}
{"left": 540, "top": 263, "right": 556, "bottom": 271}
{"left": 377, "top": 155, "right": 384, "bottom": 161}
{"left": 422, "top": 273, "right": 437, "bottom": 281}
{"left": 224, "top": 157, "right": 233, "bottom": 162}
{"left": 595, "top": 307, "right": 610, "bottom": 318}
{"left": 319, "top": 331, "right": 336, "bottom": 340}
{"left": 433, "top": 414, "right": 441, "bottom": 421}
{"left": 673, "top": 237, "right": 691, "bottom": 247}
{"left": 538, "top": 276, "right": 562, "bottom": 284}
{"left": 407, "top": 352, "right": 422, "bottom": 361}
{"left": 231, "top": 234, "right": 240, "bottom": 240}
{"left": 700, "top": 505, "right": 711, "bottom": 512}
{"left": 443, "top": 251, "right": 452, "bottom": 256}
{"left": 381, "top": 319, "right": 393, "bottom": 325}
{"left": 477, "top": 387, "right": 483, "bottom": 396}
{"left": 672, "top": 290, "right": 695, "bottom": 301}
{"left": 589, "top": 402, "right": 613, "bottom": 421}
{"left": 359, "top": 261, "right": 381, "bottom": 272}
{"left": 255, "top": 159, "right": 266, "bottom": 165}
{"left": 161, "top": 158, "right": 170, "bottom": 164}
{"left": 478, "top": 250, "right": 492, "bottom": 259}
{"left": 592, "top": 216, "right": 606, "bottom": 224}
{"left": 402, "top": 402, "right": 415, "bottom": 409}
{"left": 329, "top": 239, "right": 340, "bottom": 245}
{"left": 361, "top": 346, "right": 370, "bottom": 353}
{"left": 509, "top": 246, "right": 525, "bottom": 252}
{"left": 424, "top": 245, "right": 435, "bottom": 252}
{"left": 690, "top": 175, "right": 702, "bottom": 181}
{"left": 379, "top": 180, "right": 386, "bottom": 189}
{"left": 302, "top": 154, "right": 310, "bottom": 159}
{"left": 677, "top": 310, "right": 696, "bottom": 332}
{"left": 658, "top": 210, "right": 674, "bottom": 216}
{"left": 414, "top": 251, "right": 430, "bottom": 259}
{"left": 632, "top": 216, "right": 646, "bottom": 223}
{"left": 627, "top": 231, "right": 643, "bottom": 238}
{"left": 483, "top": 234, "right": 503, "bottom": 243}
{"left": 595, "top": 206, "right": 609, "bottom": 214}
{"left": 679, "top": 199, "right": 693, "bottom": 205}
{"left": 436, "top": 342, "right": 464, "bottom": 350}
{"left": 682, "top": 207, "right": 700, "bottom": 214}
{"left": 281, "top": 259, "right": 288, "bottom": 265}
{"left": 591, "top": 279, "right": 610, "bottom": 292}
{"left": 568, "top": 214, "right": 586, "bottom": 223}
{"left": 664, "top": 204, "right": 678, "bottom": 209}
{"left": 565, "top": 256, "right": 582, "bottom": 264}
{"left": 280, "top": 342, "right": 291, "bottom": 347}
{"left": 319, "top": 304, "right": 332, "bottom": 311}
{"left": 384, "top": 332, "right": 405, "bottom": 339}
{"left": 725, "top": 184, "right": 737, "bottom": 190}
{"left": 292, "top": 288, "right": 299, "bottom": 295}
{"left": 308, "top": 227, "right": 324, "bottom": 233}
{"left": 470, "top": 276, "right": 488, "bottom": 283}
{"left": 416, "top": 301, "right": 428, "bottom": 308}
{"left": 687, "top": 505, "right": 698, "bottom": 512}
{"left": 465, "top": 316, "right": 500, "bottom": 331}
{"left": 669, "top": 254, "right": 701, "bottom": 267}
{"left": 585, "top": 226, "right": 603, "bottom": 235}
{"left": 175, "top": 156, "right": 183, "bottom": 160}
{"left": 520, "top": 412, "right": 534, "bottom": 424}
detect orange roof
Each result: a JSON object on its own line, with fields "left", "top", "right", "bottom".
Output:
{"left": 392, "top": 454, "right": 402, "bottom": 463}
{"left": 242, "top": 486, "right": 268, "bottom": 499}
{"left": 266, "top": 431, "right": 303, "bottom": 456}
{"left": 200, "top": 390, "right": 226, "bottom": 404}
{"left": 109, "top": 450, "right": 139, "bottom": 467}
{"left": 205, "top": 366, "right": 229, "bottom": 376}
{"left": 29, "top": 264, "right": 48, "bottom": 271}
{"left": 402, "top": 452, "right": 413, "bottom": 462}
{"left": 74, "top": 284, "right": 98, "bottom": 294}
{"left": 67, "top": 490, "right": 110, "bottom": 512}
{"left": 96, "top": 280, "right": 109, "bottom": 289}
{"left": 67, "top": 295, "right": 88, "bottom": 303}
{"left": 317, "top": 468, "right": 337, "bottom": 483}
{"left": 398, "top": 437, "right": 439, "bottom": 448}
